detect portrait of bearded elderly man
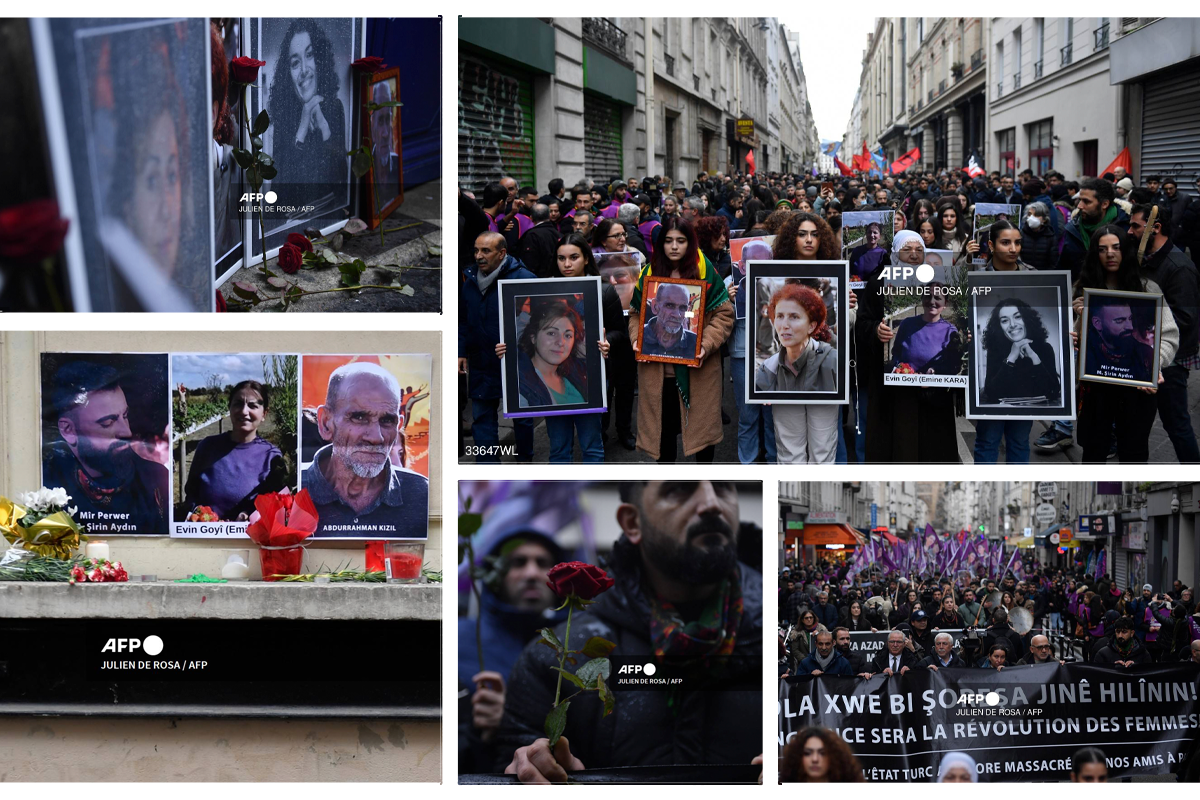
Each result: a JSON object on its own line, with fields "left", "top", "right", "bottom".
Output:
{"left": 641, "top": 282, "right": 699, "bottom": 359}
{"left": 369, "top": 77, "right": 401, "bottom": 210}
{"left": 302, "top": 362, "right": 428, "bottom": 538}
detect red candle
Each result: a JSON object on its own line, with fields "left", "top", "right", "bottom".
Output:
{"left": 386, "top": 551, "right": 423, "bottom": 580}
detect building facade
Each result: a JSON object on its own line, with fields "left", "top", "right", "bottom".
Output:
{"left": 905, "top": 17, "right": 989, "bottom": 173}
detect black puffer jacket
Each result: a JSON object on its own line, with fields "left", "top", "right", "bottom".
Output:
{"left": 1019, "top": 219, "right": 1059, "bottom": 270}
{"left": 494, "top": 536, "right": 763, "bottom": 771}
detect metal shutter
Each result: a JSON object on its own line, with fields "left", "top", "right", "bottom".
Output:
{"left": 1114, "top": 547, "right": 1128, "bottom": 591}
{"left": 584, "top": 93, "right": 623, "bottom": 185}
{"left": 1140, "top": 62, "right": 1200, "bottom": 183}
{"left": 458, "top": 55, "right": 535, "bottom": 194}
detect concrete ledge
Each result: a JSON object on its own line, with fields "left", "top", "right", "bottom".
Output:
{"left": 0, "top": 582, "right": 441, "bottom": 621}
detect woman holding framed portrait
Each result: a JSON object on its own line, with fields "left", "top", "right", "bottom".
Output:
{"left": 627, "top": 217, "right": 733, "bottom": 463}
{"left": 1072, "top": 225, "right": 1178, "bottom": 463}
{"left": 766, "top": 213, "right": 853, "bottom": 464}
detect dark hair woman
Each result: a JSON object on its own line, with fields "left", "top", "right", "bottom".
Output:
{"left": 780, "top": 727, "right": 865, "bottom": 782}
{"left": 695, "top": 214, "right": 733, "bottom": 278}
{"left": 268, "top": 19, "right": 346, "bottom": 189}
{"left": 1072, "top": 225, "right": 1178, "bottom": 463}
{"left": 628, "top": 216, "right": 733, "bottom": 462}
{"left": 494, "top": 234, "right": 615, "bottom": 462}
{"left": 591, "top": 217, "right": 628, "bottom": 254}
{"left": 908, "top": 198, "right": 936, "bottom": 227}
{"left": 935, "top": 199, "right": 969, "bottom": 264}
{"left": 183, "top": 380, "right": 286, "bottom": 521}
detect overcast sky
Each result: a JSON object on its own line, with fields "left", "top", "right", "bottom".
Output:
{"left": 785, "top": 17, "right": 878, "bottom": 144}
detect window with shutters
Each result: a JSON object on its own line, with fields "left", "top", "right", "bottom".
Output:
{"left": 584, "top": 93, "right": 623, "bottom": 185}
{"left": 458, "top": 55, "right": 535, "bottom": 194}
{"left": 1140, "top": 62, "right": 1200, "bottom": 184}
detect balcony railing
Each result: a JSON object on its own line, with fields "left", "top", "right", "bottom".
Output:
{"left": 1095, "top": 22, "right": 1110, "bottom": 50}
{"left": 1061, "top": 43, "right": 1073, "bottom": 66}
{"left": 996, "top": 81, "right": 1004, "bottom": 98}
{"left": 1034, "top": 59, "right": 1044, "bottom": 79}
{"left": 664, "top": 53, "right": 675, "bottom": 77}
{"left": 1013, "top": 73, "right": 1022, "bottom": 89}
{"left": 970, "top": 49, "right": 983, "bottom": 69}
{"left": 694, "top": 74, "right": 700, "bottom": 91}
{"left": 581, "top": 18, "right": 628, "bottom": 62}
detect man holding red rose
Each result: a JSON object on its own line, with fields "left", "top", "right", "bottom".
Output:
{"left": 499, "top": 481, "right": 762, "bottom": 783}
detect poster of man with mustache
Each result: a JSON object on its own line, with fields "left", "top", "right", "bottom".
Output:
{"left": 40, "top": 353, "right": 170, "bottom": 535}
{"left": 300, "top": 354, "right": 430, "bottom": 539}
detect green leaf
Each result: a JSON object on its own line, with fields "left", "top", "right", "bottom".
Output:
{"left": 551, "top": 667, "right": 584, "bottom": 689}
{"left": 252, "top": 109, "right": 270, "bottom": 137}
{"left": 231, "top": 281, "right": 259, "bottom": 301}
{"left": 352, "top": 149, "right": 374, "bottom": 179}
{"left": 266, "top": 277, "right": 289, "bottom": 289}
{"left": 399, "top": 284, "right": 415, "bottom": 296}
{"left": 260, "top": 164, "right": 277, "bottom": 181}
{"left": 537, "top": 627, "right": 563, "bottom": 652}
{"left": 459, "top": 512, "right": 483, "bottom": 539}
{"left": 251, "top": 136, "right": 264, "bottom": 152}
{"left": 232, "top": 148, "right": 253, "bottom": 170}
{"left": 544, "top": 701, "right": 569, "bottom": 749}
{"left": 575, "top": 657, "right": 610, "bottom": 687}
{"left": 427, "top": 244, "right": 443, "bottom": 257}
{"left": 256, "top": 152, "right": 273, "bottom": 167}
{"left": 580, "top": 637, "right": 616, "bottom": 659}
{"left": 597, "top": 675, "right": 614, "bottom": 716}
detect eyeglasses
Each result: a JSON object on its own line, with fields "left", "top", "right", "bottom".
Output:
{"left": 606, "top": 233, "right": 627, "bottom": 240}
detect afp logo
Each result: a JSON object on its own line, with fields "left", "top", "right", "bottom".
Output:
{"left": 617, "top": 662, "right": 657, "bottom": 675}
{"left": 239, "top": 191, "right": 278, "bottom": 204}
{"left": 880, "top": 264, "right": 936, "bottom": 283}
{"left": 101, "top": 635, "right": 164, "bottom": 655}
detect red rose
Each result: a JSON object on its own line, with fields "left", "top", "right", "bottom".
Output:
{"left": 0, "top": 199, "right": 69, "bottom": 262}
{"left": 277, "top": 243, "right": 303, "bottom": 274}
{"left": 230, "top": 56, "right": 266, "bottom": 84}
{"left": 546, "top": 561, "right": 614, "bottom": 600}
{"left": 352, "top": 56, "right": 387, "bottom": 74}
{"left": 286, "top": 233, "right": 314, "bottom": 253}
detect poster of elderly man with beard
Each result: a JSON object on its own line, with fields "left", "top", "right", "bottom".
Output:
{"left": 636, "top": 277, "right": 706, "bottom": 366}
{"left": 40, "top": 353, "right": 171, "bottom": 535}
{"left": 300, "top": 354, "right": 430, "bottom": 539}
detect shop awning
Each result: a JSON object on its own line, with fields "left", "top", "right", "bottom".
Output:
{"left": 798, "top": 523, "right": 863, "bottom": 547}
{"left": 1013, "top": 536, "right": 1035, "bottom": 548}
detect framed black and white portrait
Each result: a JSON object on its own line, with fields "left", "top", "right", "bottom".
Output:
{"left": 33, "top": 18, "right": 215, "bottom": 311}
{"left": 1079, "top": 288, "right": 1164, "bottom": 389}
{"left": 247, "top": 17, "right": 363, "bottom": 264}
{"left": 497, "top": 277, "right": 608, "bottom": 419}
{"left": 745, "top": 260, "right": 850, "bottom": 405}
{"left": 967, "top": 270, "right": 1075, "bottom": 420}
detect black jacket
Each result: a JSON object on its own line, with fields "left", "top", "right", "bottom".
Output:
{"left": 625, "top": 227, "right": 650, "bottom": 260}
{"left": 982, "top": 623, "right": 1026, "bottom": 662}
{"left": 1019, "top": 220, "right": 1059, "bottom": 270}
{"left": 1093, "top": 638, "right": 1151, "bottom": 666}
{"left": 516, "top": 221, "right": 563, "bottom": 279}
{"left": 1056, "top": 206, "right": 1130, "bottom": 279}
{"left": 494, "top": 537, "right": 763, "bottom": 770}
{"left": 917, "top": 652, "right": 967, "bottom": 669}
{"left": 868, "top": 647, "right": 920, "bottom": 675}
{"left": 1142, "top": 241, "right": 1200, "bottom": 360}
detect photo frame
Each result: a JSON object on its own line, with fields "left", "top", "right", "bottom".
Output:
{"left": 595, "top": 251, "right": 643, "bottom": 317}
{"left": 247, "top": 17, "right": 364, "bottom": 265}
{"left": 497, "top": 276, "right": 608, "bottom": 419}
{"left": 360, "top": 65, "right": 404, "bottom": 229}
{"left": 841, "top": 210, "right": 894, "bottom": 279}
{"left": 745, "top": 260, "right": 850, "bottom": 405}
{"left": 967, "top": 270, "right": 1076, "bottom": 420}
{"left": 1079, "top": 288, "right": 1164, "bottom": 389}
{"left": 881, "top": 256, "right": 970, "bottom": 388}
{"left": 33, "top": 18, "right": 216, "bottom": 312}
{"left": 730, "top": 236, "right": 775, "bottom": 321}
{"left": 299, "top": 353, "right": 431, "bottom": 540}
{"left": 635, "top": 276, "right": 707, "bottom": 367}
{"left": 39, "top": 352, "right": 171, "bottom": 536}
{"left": 169, "top": 353, "right": 301, "bottom": 537}
{"left": 972, "top": 203, "right": 1022, "bottom": 266}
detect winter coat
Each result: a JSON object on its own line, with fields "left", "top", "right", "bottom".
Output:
{"left": 1057, "top": 206, "right": 1130, "bottom": 279}
{"left": 797, "top": 651, "right": 855, "bottom": 676}
{"left": 812, "top": 602, "right": 839, "bottom": 631}
{"left": 516, "top": 221, "right": 563, "bottom": 279}
{"left": 1093, "top": 637, "right": 1151, "bottom": 666}
{"left": 1141, "top": 240, "right": 1200, "bottom": 361}
{"left": 494, "top": 537, "right": 763, "bottom": 770}
{"left": 460, "top": 255, "right": 538, "bottom": 399}
{"left": 627, "top": 282, "right": 734, "bottom": 461}
{"left": 1019, "top": 218, "right": 1060, "bottom": 270}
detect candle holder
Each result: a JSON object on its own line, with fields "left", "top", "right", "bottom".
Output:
{"left": 220, "top": 549, "right": 252, "bottom": 581}
{"left": 384, "top": 541, "right": 424, "bottom": 584}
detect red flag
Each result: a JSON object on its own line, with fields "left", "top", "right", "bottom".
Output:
{"left": 835, "top": 156, "right": 854, "bottom": 176}
{"left": 745, "top": 149, "right": 756, "bottom": 176}
{"left": 889, "top": 147, "right": 921, "bottom": 175}
{"left": 1101, "top": 147, "right": 1132, "bottom": 178}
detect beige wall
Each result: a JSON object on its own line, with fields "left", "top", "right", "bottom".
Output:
{"left": 0, "top": 717, "right": 440, "bottom": 781}
{"left": 0, "top": 331, "right": 443, "bottom": 578}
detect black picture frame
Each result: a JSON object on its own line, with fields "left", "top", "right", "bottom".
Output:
{"left": 1079, "top": 287, "right": 1164, "bottom": 389}
{"left": 498, "top": 276, "right": 608, "bottom": 419}
{"left": 967, "top": 270, "right": 1076, "bottom": 420}
{"left": 745, "top": 260, "right": 850, "bottom": 405}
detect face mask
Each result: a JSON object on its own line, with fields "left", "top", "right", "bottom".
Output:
{"left": 1026, "top": 216, "right": 1042, "bottom": 230}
